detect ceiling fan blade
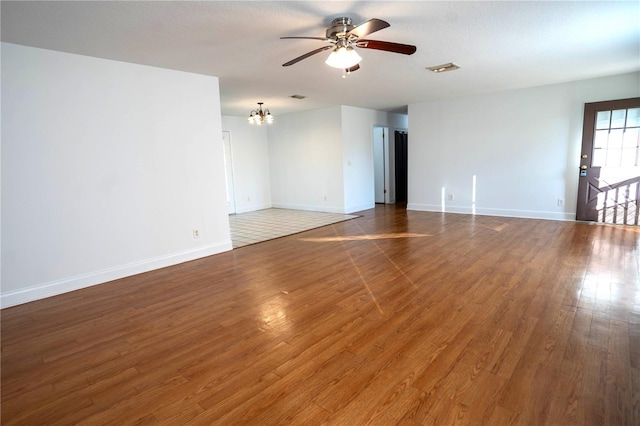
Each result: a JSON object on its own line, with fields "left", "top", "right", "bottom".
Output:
{"left": 347, "top": 18, "right": 390, "bottom": 39}
{"left": 358, "top": 40, "right": 417, "bottom": 55}
{"left": 282, "top": 45, "right": 333, "bottom": 66}
{"left": 280, "top": 36, "right": 331, "bottom": 42}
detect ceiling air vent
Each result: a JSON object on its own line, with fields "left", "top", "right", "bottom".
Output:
{"left": 290, "top": 95, "right": 306, "bottom": 99}
{"left": 426, "top": 63, "right": 460, "bottom": 73}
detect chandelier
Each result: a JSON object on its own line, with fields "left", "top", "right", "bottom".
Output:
{"left": 247, "top": 102, "right": 274, "bottom": 125}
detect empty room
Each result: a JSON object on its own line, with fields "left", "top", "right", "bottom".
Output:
{"left": 1, "top": 1, "right": 639, "bottom": 424}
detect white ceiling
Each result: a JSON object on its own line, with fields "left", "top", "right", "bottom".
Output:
{"left": 2, "top": 1, "right": 639, "bottom": 117}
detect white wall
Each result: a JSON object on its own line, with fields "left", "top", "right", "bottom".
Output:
{"left": 1, "top": 43, "right": 231, "bottom": 307}
{"left": 268, "top": 106, "right": 345, "bottom": 213}
{"left": 221, "top": 116, "right": 271, "bottom": 213}
{"left": 268, "top": 105, "right": 408, "bottom": 214}
{"left": 408, "top": 72, "right": 640, "bottom": 220}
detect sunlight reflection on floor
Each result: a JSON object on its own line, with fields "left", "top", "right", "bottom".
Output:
{"left": 299, "top": 233, "right": 431, "bottom": 242}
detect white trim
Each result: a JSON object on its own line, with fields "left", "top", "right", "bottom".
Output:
{"left": 1, "top": 242, "right": 232, "bottom": 309}
{"left": 271, "top": 202, "right": 345, "bottom": 214}
{"left": 235, "top": 202, "right": 272, "bottom": 214}
{"left": 270, "top": 202, "right": 375, "bottom": 214}
{"left": 345, "top": 203, "right": 375, "bottom": 214}
{"left": 407, "top": 203, "right": 575, "bottom": 221}
{"left": 222, "top": 130, "right": 237, "bottom": 215}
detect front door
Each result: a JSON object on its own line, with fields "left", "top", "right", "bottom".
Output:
{"left": 576, "top": 98, "right": 640, "bottom": 224}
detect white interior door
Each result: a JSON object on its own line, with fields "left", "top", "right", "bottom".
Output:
{"left": 373, "top": 127, "right": 388, "bottom": 204}
{"left": 222, "top": 131, "right": 236, "bottom": 214}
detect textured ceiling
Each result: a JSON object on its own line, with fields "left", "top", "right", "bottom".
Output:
{"left": 2, "top": 1, "right": 639, "bottom": 117}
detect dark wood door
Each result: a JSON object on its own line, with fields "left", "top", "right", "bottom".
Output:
{"left": 576, "top": 98, "right": 640, "bottom": 224}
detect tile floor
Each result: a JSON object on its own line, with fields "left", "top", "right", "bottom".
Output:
{"left": 229, "top": 208, "right": 359, "bottom": 248}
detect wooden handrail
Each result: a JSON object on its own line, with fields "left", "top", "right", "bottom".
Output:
{"left": 597, "top": 175, "right": 640, "bottom": 192}
{"left": 597, "top": 175, "right": 639, "bottom": 225}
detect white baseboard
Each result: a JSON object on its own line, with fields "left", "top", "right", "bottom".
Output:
{"left": 345, "top": 203, "right": 375, "bottom": 214}
{"left": 1, "top": 241, "right": 232, "bottom": 309}
{"left": 271, "top": 202, "right": 345, "bottom": 214}
{"left": 407, "top": 203, "right": 576, "bottom": 221}
{"left": 270, "top": 202, "right": 374, "bottom": 215}
{"left": 235, "top": 203, "right": 272, "bottom": 214}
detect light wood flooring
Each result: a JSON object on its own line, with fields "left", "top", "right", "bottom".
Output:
{"left": 2, "top": 205, "right": 639, "bottom": 425}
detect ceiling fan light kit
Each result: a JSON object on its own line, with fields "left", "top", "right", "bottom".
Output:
{"left": 281, "top": 16, "right": 416, "bottom": 73}
{"left": 325, "top": 46, "right": 362, "bottom": 69}
{"left": 247, "top": 102, "right": 274, "bottom": 125}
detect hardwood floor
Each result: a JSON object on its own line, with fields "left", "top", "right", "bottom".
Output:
{"left": 2, "top": 205, "right": 638, "bottom": 425}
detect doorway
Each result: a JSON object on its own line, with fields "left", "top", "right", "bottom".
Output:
{"left": 222, "top": 131, "right": 236, "bottom": 214}
{"left": 395, "top": 131, "right": 408, "bottom": 204}
{"left": 576, "top": 97, "right": 640, "bottom": 224}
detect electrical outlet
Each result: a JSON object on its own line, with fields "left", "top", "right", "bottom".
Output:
{"left": 448, "top": 194, "right": 454, "bottom": 201}
{"left": 557, "top": 198, "right": 564, "bottom": 207}
{"left": 193, "top": 229, "right": 200, "bottom": 239}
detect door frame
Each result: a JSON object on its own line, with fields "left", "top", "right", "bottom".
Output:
{"left": 222, "top": 131, "right": 237, "bottom": 214}
{"left": 373, "top": 126, "right": 389, "bottom": 204}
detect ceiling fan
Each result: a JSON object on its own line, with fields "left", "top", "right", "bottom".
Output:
{"left": 281, "top": 17, "right": 417, "bottom": 73}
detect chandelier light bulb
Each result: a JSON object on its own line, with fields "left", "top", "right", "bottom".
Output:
{"left": 265, "top": 112, "right": 274, "bottom": 123}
